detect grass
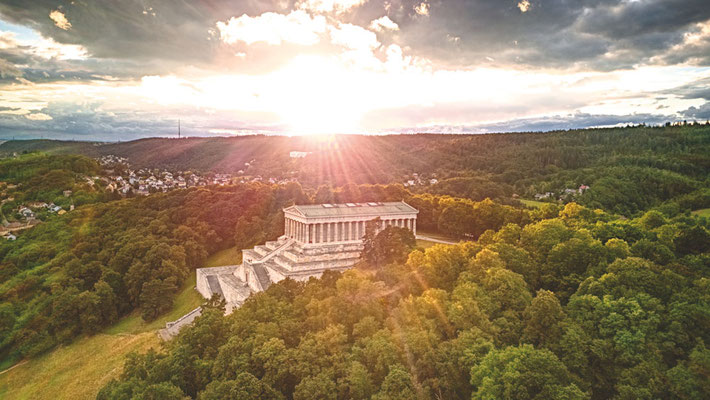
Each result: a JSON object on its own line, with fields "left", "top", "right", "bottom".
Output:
{"left": 0, "top": 332, "right": 159, "bottom": 400}
{"left": 692, "top": 208, "right": 710, "bottom": 218}
{"left": 105, "top": 274, "right": 203, "bottom": 335}
{"left": 0, "top": 260, "right": 213, "bottom": 399}
{"left": 518, "top": 199, "right": 549, "bottom": 209}
{"left": 204, "top": 245, "right": 242, "bottom": 268}
{"left": 417, "top": 238, "right": 443, "bottom": 249}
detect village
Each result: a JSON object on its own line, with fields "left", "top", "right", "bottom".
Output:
{"left": 1, "top": 153, "right": 304, "bottom": 241}
{"left": 98, "top": 154, "right": 300, "bottom": 196}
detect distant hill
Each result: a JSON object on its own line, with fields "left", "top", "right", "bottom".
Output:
{"left": 2, "top": 125, "right": 709, "bottom": 215}
{"left": 0, "top": 139, "right": 101, "bottom": 157}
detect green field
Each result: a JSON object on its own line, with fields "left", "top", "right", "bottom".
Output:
{"left": 203, "top": 245, "right": 242, "bottom": 267}
{"left": 692, "top": 208, "right": 710, "bottom": 218}
{"left": 417, "top": 238, "right": 442, "bottom": 249}
{"left": 519, "top": 199, "right": 549, "bottom": 208}
{"left": 0, "top": 270, "right": 209, "bottom": 399}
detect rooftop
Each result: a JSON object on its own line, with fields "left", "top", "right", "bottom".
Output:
{"left": 284, "top": 201, "right": 418, "bottom": 218}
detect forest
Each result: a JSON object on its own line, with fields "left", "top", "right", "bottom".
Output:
{"left": 0, "top": 125, "right": 709, "bottom": 399}
{"left": 98, "top": 202, "right": 710, "bottom": 400}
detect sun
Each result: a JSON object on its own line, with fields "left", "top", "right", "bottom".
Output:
{"left": 273, "top": 55, "right": 368, "bottom": 135}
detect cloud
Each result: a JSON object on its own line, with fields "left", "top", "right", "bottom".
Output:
{"left": 297, "top": 0, "right": 368, "bottom": 14}
{"left": 392, "top": 112, "right": 677, "bottom": 134}
{"left": 25, "top": 112, "right": 52, "bottom": 120}
{"left": 369, "top": 16, "right": 398, "bottom": 32}
{"left": 681, "top": 102, "right": 710, "bottom": 120}
{"left": 517, "top": 1, "right": 531, "bottom": 13}
{"left": 388, "top": 0, "right": 710, "bottom": 70}
{"left": 662, "top": 77, "right": 710, "bottom": 101}
{"left": 3, "top": 0, "right": 710, "bottom": 74}
{"left": 217, "top": 11, "right": 327, "bottom": 46}
{"left": 329, "top": 23, "right": 379, "bottom": 50}
{"left": 414, "top": 2, "right": 430, "bottom": 17}
{"left": 0, "top": 101, "right": 287, "bottom": 141}
{"left": 49, "top": 10, "right": 71, "bottom": 30}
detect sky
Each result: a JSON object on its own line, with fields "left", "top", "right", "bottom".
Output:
{"left": 0, "top": 0, "right": 709, "bottom": 140}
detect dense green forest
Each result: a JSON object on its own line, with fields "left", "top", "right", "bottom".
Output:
{"left": 98, "top": 203, "right": 710, "bottom": 400}
{"left": 1, "top": 126, "right": 709, "bottom": 399}
{"left": 2, "top": 125, "right": 709, "bottom": 216}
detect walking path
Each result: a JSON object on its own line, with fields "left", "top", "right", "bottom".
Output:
{"left": 416, "top": 234, "right": 459, "bottom": 245}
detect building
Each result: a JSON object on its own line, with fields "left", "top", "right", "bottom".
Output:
{"left": 196, "top": 201, "right": 418, "bottom": 311}
{"left": 289, "top": 151, "right": 309, "bottom": 158}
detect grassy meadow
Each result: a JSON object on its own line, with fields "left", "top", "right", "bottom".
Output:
{"left": 0, "top": 252, "right": 234, "bottom": 400}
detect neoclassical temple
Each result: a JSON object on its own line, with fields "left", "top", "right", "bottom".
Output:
{"left": 283, "top": 202, "right": 417, "bottom": 244}
{"left": 197, "top": 201, "right": 418, "bottom": 311}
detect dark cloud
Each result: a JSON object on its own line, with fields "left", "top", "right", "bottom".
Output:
{"left": 662, "top": 77, "right": 710, "bottom": 101}
{"left": 1, "top": 0, "right": 708, "bottom": 74}
{"left": 395, "top": 112, "right": 676, "bottom": 134}
{"left": 0, "top": 0, "right": 708, "bottom": 74}
{"left": 681, "top": 102, "right": 710, "bottom": 120}
{"left": 372, "top": 0, "right": 710, "bottom": 70}
{"left": 577, "top": 0, "right": 709, "bottom": 39}
{"left": 0, "top": 101, "right": 286, "bottom": 141}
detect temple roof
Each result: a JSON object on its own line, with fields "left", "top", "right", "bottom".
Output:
{"left": 284, "top": 201, "right": 418, "bottom": 218}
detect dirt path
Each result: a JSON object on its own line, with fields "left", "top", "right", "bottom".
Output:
{"left": 0, "top": 360, "right": 27, "bottom": 375}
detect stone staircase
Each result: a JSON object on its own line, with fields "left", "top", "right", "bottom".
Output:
{"left": 243, "top": 237, "right": 296, "bottom": 291}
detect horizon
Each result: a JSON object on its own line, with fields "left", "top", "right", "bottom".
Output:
{"left": 0, "top": 1, "right": 709, "bottom": 140}
{"left": 2, "top": 121, "right": 701, "bottom": 144}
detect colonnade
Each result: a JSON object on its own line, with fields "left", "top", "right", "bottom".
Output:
{"left": 285, "top": 217, "right": 416, "bottom": 244}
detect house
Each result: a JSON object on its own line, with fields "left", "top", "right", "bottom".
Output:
{"left": 579, "top": 184, "right": 590, "bottom": 193}
{"left": 3, "top": 233, "right": 16, "bottom": 241}
{"left": 429, "top": 178, "right": 439, "bottom": 185}
{"left": 63, "top": 190, "right": 72, "bottom": 197}
{"left": 290, "top": 151, "right": 309, "bottom": 158}
{"left": 48, "top": 204, "right": 62, "bottom": 213}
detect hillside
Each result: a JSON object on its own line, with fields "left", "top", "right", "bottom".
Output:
{"left": 2, "top": 125, "right": 709, "bottom": 216}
